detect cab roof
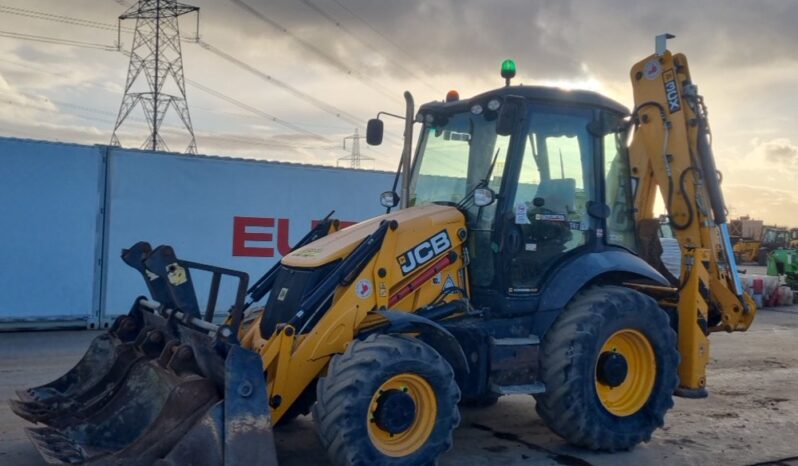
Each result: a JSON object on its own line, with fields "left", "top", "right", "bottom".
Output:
{"left": 418, "top": 85, "right": 630, "bottom": 116}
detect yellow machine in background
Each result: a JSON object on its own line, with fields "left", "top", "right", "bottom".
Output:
{"left": 731, "top": 216, "right": 764, "bottom": 263}
{"left": 732, "top": 224, "right": 790, "bottom": 264}
{"left": 12, "top": 34, "right": 755, "bottom": 466}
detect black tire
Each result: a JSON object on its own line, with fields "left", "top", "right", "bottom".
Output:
{"left": 312, "top": 334, "right": 461, "bottom": 466}
{"left": 534, "top": 286, "right": 679, "bottom": 451}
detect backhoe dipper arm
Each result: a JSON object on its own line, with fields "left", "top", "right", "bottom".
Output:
{"left": 627, "top": 35, "right": 756, "bottom": 396}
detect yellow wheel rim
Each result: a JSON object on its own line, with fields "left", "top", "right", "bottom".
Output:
{"left": 595, "top": 329, "right": 656, "bottom": 417}
{"left": 367, "top": 373, "right": 437, "bottom": 457}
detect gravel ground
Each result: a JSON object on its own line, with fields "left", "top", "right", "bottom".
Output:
{"left": 2, "top": 306, "right": 797, "bottom": 466}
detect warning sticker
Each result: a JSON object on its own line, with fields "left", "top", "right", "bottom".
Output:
{"left": 515, "top": 204, "right": 530, "bottom": 224}
{"left": 277, "top": 287, "right": 288, "bottom": 302}
{"left": 535, "top": 213, "right": 567, "bottom": 222}
{"left": 355, "top": 279, "right": 373, "bottom": 299}
{"left": 443, "top": 274, "right": 457, "bottom": 290}
{"left": 643, "top": 59, "right": 662, "bottom": 80}
{"left": 294, "top": 248, "right": 323, "bottom": 257}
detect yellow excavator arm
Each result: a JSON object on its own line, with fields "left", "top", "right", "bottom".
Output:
{"left": 628, "top": 34, "right": 756, "bottom": 395}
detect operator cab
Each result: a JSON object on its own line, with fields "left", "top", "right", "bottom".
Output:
{"left": 369, "top": 67, "right": 639, "bottom": 317}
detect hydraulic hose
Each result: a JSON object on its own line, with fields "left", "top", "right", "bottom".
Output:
{"left": 631, "top": 101, "right": 694, "bottom": 230}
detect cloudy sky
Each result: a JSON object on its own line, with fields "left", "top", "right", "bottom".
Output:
{"left": 0, "top": 0, "right": 797, "bottom": 225}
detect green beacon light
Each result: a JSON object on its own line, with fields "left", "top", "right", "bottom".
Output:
{"left": 501, "top": 59, "right": 516, "bottom": 86}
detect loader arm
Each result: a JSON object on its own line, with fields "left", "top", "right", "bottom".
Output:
{"left": 627, "top": 35, "right": 756, "bottom": 395}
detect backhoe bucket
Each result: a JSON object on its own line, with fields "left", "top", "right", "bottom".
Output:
{"left": 10, "top": 243, "right": 278, "bottom": 466}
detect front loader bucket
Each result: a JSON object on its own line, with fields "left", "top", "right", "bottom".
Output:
{"left": 23, "top": 341, "right": 274, "bottom": 466}
{"left": 11, "top": 243, "right": 278, "bottom": 466}
{"left": 10, "top": 311, "right": 166, "bottom": 426}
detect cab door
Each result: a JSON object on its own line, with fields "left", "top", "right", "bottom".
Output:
{"left": 497, "top": 105, "right": 598, "bottom": 293}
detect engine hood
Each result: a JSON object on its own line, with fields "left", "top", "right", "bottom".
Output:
{"left": 282, "top": 204, "right": 465, "bottom": 268}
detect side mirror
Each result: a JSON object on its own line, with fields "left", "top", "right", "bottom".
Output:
{"left": 366, "top": 119, "right": 384, "bottom": 146}
{"left": 496, "top": 95, "right": 526, "bottom": 136}
{"left": 380, "top": 191, "right": 399, "bottom": 208}
{"left": 473, "top": 187, "right": 496, "bottom": 207}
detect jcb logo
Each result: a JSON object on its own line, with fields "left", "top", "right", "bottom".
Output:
{"left": 662, "top": 70, "right": 681, "bottom": 113}
{"left": 397, "top": 230, "right": 452, "bottom": 276}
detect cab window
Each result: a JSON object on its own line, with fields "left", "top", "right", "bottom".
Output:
{"left": 506, "top": 106, "right": 594, "bottom": 291}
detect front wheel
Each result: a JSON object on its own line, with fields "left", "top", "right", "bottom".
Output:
{"left": 534, "top": 285, "right": 679, "bottom": 451}
{"left": 313, "top": 334, "right": 461, "bottom": 466}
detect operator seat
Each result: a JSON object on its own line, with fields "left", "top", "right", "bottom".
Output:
{"left": 506, "top": 178, "right": 577, "bottom": 289}
{"left": 533, "top": 178, "right": 576, "bottom": 214}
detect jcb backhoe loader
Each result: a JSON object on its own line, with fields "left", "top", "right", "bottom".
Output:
{"left": 12, "top": 34, "right": 755, "bottom": 466}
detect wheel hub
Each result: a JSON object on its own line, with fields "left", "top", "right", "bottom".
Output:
{"left": 373, "top": 389, "right": 417, "bottom": 435}
{"left": 596, "top": 351, "right": 629, "bottom": 388}
{"left": 594, "top": 329, "right": 657, "bottom": 417}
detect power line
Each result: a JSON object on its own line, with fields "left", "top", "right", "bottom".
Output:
{"left": 193, "top": 39, "right": 404, "bottom": 146}
{"left": 186, "top": 79, "right": 329, "bottom": 141}
{"left": 196, "top": 40, "right": 363, "bottom": 126}
{"left": 0, "top": 33, "right": 336, "bottom": 141}
{"left": 297, "top": 0, "right": 436, "bottom": 92}
{"left": 328, "top": 0, "right": 431, "bottom": 73}
{"left": 195, "top": 132, "right": 337, "bottom": 151}
{"left": 0, "top": 21, "right": 398, "bottom": 154}
{"left": 0, "top": 30, "right": 117, "bottom": 51}
{"left": 0, "top": 57, "right": 62, "bottom": 76}
{"left": 229, "top": 0, "right": 401, "bottom": 104}
{"left": 0, "top": 6, "right": 375, "bottom": 128}
{"left": 0, "top": 4, "right": 129, "bottom": 32}
{"left": 0, "top": 92, "right": 334, "bottom": 152}
{"left": 0, "top": 5, "right": 404, "bottom": 141}
{"left": 0, "top": 5, "right": 204, "bottom": 45}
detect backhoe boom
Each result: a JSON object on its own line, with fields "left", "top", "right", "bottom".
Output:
{"left": 628, "top": 35, "right": 756, "bottom": 395}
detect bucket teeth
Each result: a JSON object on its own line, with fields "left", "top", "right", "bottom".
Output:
{"left": 9, "top": 397, "right": 73, "bottom": 422}
{"left": 26, "top": 427, "right": 88, "bottom": 464}
{"left": 12, "top": 244, "right": 279, "bottom": 465}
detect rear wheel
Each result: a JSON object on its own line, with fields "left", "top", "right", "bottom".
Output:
{"left": 534, "top": 286, "right": 679, "bottom": 451}
{"left": 313, "top": 334, "right": 460, "bottom": 466}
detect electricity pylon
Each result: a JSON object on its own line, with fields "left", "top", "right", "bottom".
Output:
{"left": 338, "top": 128, "right": 374, "bottom": 169}
{"left": 110, "top": 0, "right": 199, "bottom": 153}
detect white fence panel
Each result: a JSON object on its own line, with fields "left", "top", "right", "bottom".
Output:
{"left": 102, "top": 149, "right": 393, "bottom": 323}
{"left": 0, "top": 138, "right": 105, "bottom": 328}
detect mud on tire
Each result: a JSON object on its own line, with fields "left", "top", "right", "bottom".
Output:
{"left": 534, "top": 285, "right": 679, "bottom": 451}
{"left": 313, "top": 334, "right": 461, "bottom": 466}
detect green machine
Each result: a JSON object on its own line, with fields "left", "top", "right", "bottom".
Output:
{"left": 768, "top": 249, "right": 798, "bottom": 289}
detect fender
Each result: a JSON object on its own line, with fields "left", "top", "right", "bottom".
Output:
{"left": 372, "top": 310, "right": 470, "bottom": 379}
{"left": 532, "top": 249, "right": 669, "bottom": 336}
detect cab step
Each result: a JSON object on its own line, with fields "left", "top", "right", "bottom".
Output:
{"left": 491, "top": 382, "right": 546, "bottom": 395}
{"left": 491, "top": 336, "right": 540, "bottom": 346}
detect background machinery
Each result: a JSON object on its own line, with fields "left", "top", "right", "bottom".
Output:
{"left": 767, "top": 249, "right": 798, "bottom": 289}
{"left": 757, "top": 226, "right": 790, "bottom": 265}
{"left": 11, "top": 35, "right": 755, "bottom": 466}
{"left": 730, "top": 218, "right": 789, "bottom": 265}
{"left": 731, "top": 216, "right": 764, "bottom": 263}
